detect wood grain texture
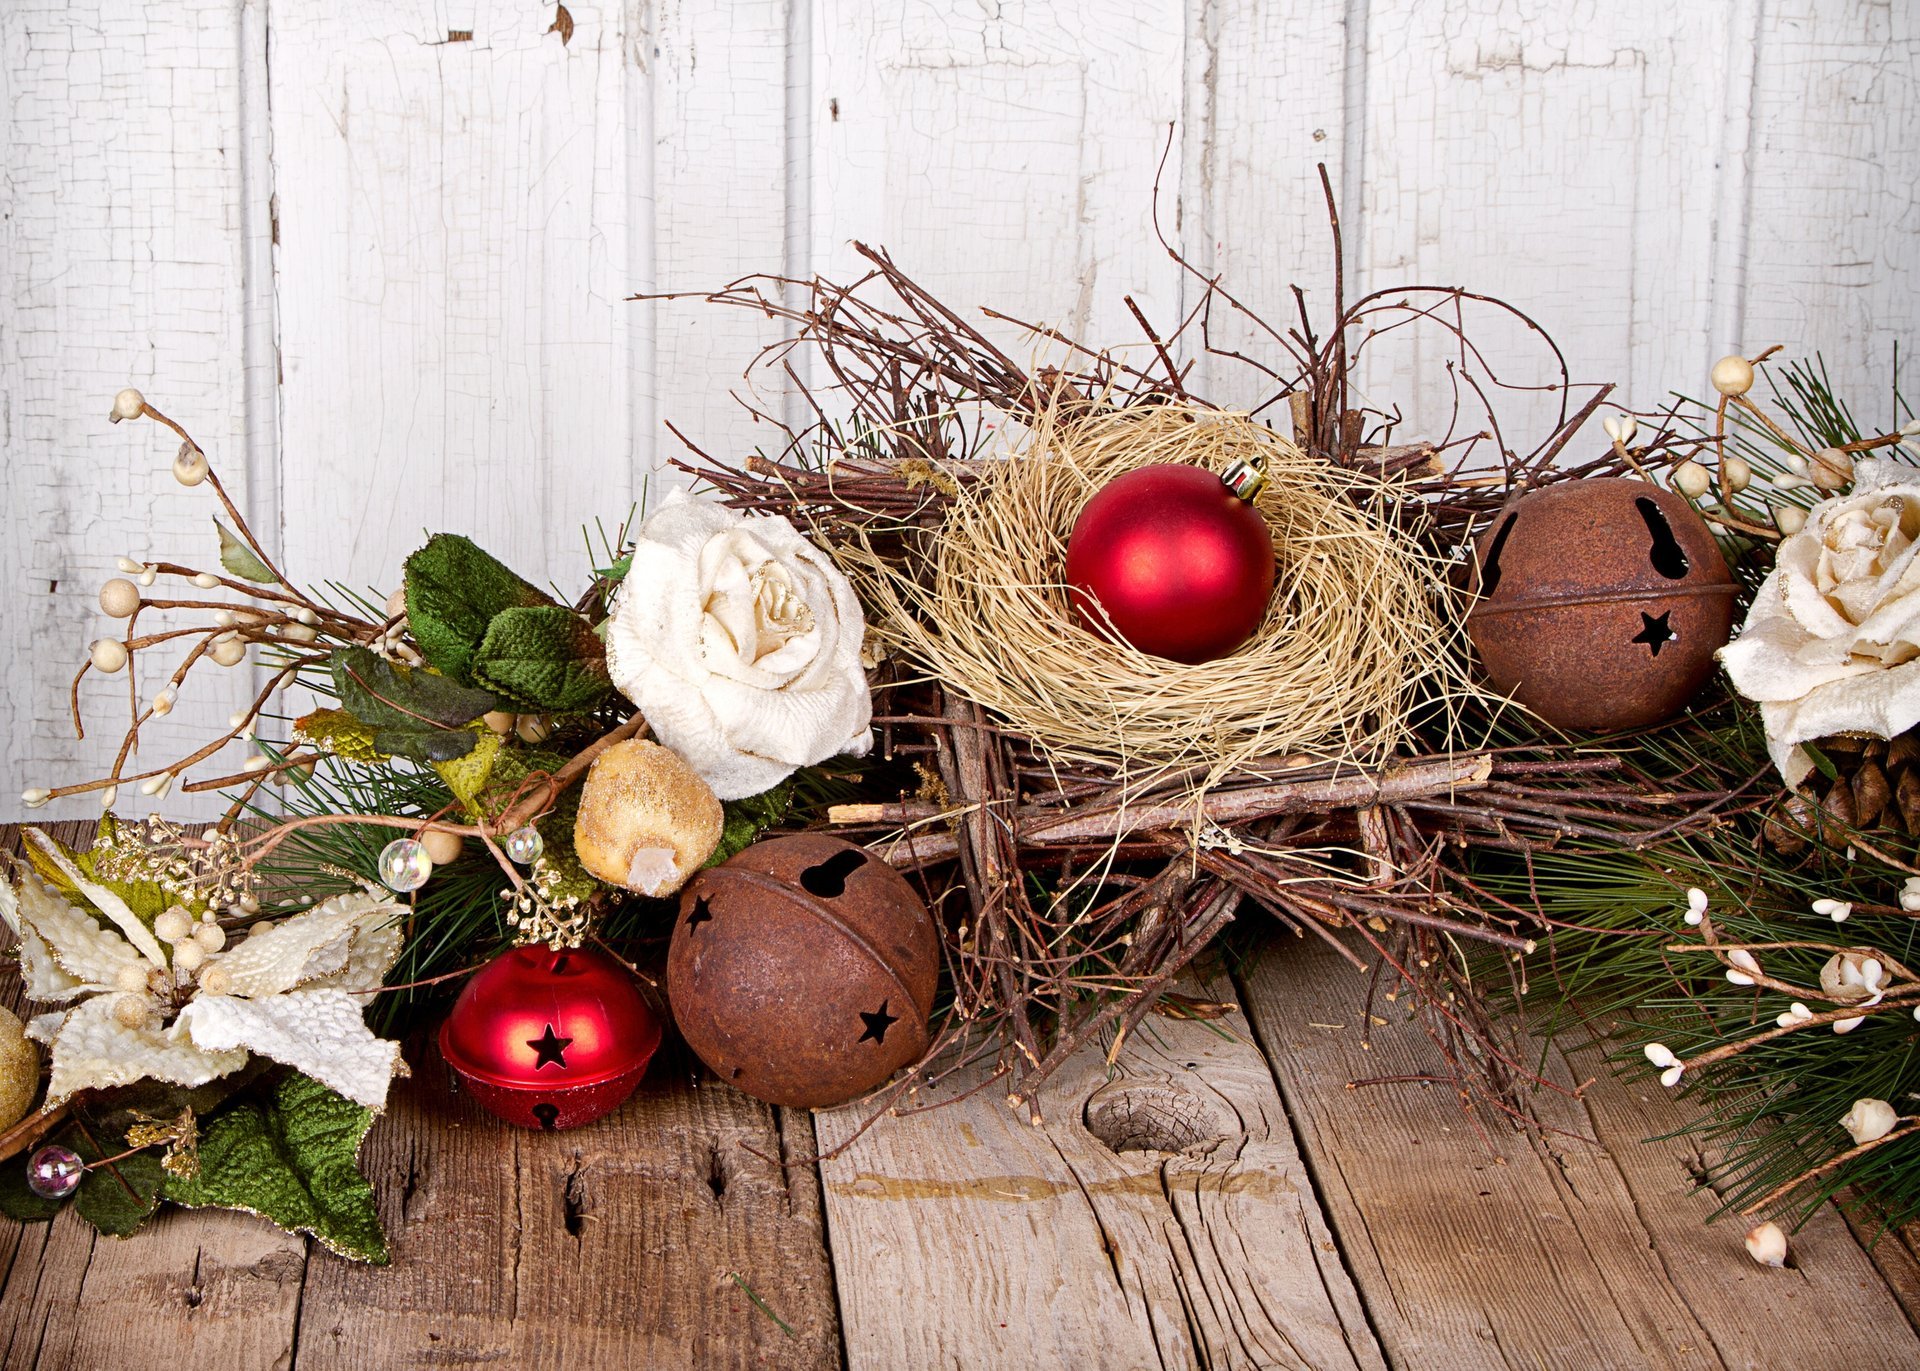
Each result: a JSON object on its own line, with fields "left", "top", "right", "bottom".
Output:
{"left": 269, "top": 0, "right": 642, "bottom": 600}
{"left": 1240, "top": 933, "right": 1920, "bottom": 1371}
{"left": 811, "top": 0, "right": 1187, "bottom": 382}
{"left": 293, "top": 1040, "right": 841, "bottom": 1370}
{"left": 815, "top": 971, "right": 1385, "bottom": 1371}
{"left": 1739, "top": 0, "right": 1920, "bottom": 411}
{"left": 1351, "top": 0, "right": 1740, "bottom": 457}
{"left": 0, "top": 822, "right": 310, "bottom": 1371}
{"left": 650, "top": 0, "right": 799, "bottom": 476}
{"left": 0, "top": 2, "right": 263, "bottom": 823}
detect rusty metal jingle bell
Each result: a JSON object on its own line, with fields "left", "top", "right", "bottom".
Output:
{"left": 1464, "top": 477, "right": 1738, "bottom": 731}
{"left": 669, "top": 834, "right": 940, "bottom": 1109}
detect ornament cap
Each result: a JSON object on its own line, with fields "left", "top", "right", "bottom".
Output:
{"left": 1221, "top": 459, "right": 1267, "bottom": 502}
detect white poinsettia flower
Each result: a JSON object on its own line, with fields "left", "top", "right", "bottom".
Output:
{"left": 604, "top": 490, "right": 873, "bottom": 799}
{"left": 1719, "top": 459, "right": 1920, "bottom": 787}
{"left": 1, "top": 833, "right": 406, "bottom": 1112}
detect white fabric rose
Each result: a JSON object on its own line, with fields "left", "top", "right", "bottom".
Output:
{"left": 1719, "top": 459, "right": 1920, "bottom": 786}
{"left": 604, "top": 492, "right": 872, "bottom": 800}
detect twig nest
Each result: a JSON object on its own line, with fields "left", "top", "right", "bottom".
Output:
{"left": 0, "top": 1007, "right": 38, "bottom": 1129}
{"left": 836, "top": 402, "right": 1475, "bottom": 773}
{"left": 573, "top": 739, "right": 724, "bottom": 896}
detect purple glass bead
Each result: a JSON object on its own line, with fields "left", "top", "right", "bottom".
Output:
{"left": 26, "top": 1144, "right": 83, "bottom": 1199}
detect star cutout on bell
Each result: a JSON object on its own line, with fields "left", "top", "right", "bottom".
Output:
{"left": 685, "top": 895, "right": 713, "bottom": 930}
{"left": 1632, "top": 610, "right": 1676, "bottom": 657}
{"left": 857, "top": 1000, "right": 899, "bottom": 1045}
{"left": 527, "top": 1023, "right": 573, "bottom": 1070}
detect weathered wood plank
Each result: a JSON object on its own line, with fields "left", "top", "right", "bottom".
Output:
{"left": 0, "top": 1, "right": 262, "bottom": 821}
{"left": 1740, "top": 0, "right": 1919, "bottom": 400}
{"left": 1353, "top": 1, "right": 1741, "bottom": 453}
{"left": 0, "top": 822, "right": 310, "bottom": 1371}
{"left": 811, "top": 0, "right": 1187, "bottom": 376}
{"left": 1241, "top": 933, "right": 1920, "bottom": 1370}
{"left": 816, "top": 970, "right": 1385, "bottom": 1371}
{"left": 650, "top": 0, "right": 798, "bottom": 476}
{"left": 293, "top": 1040, "right": 842, "bottom": 1370}
{"left": 268, "top": 0, "right": 643, "bottom": 599}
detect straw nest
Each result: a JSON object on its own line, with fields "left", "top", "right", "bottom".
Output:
{"left": 843, "top": 402, "right": 1476, "bottom": 777}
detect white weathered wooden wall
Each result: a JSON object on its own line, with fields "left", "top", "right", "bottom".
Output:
{"left": 4, "top": 0, "right": 1916, "bottom": 818}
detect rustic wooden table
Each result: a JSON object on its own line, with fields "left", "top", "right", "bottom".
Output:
{"left": 2, "top": 820, "right": 1917, "bottom": 1370}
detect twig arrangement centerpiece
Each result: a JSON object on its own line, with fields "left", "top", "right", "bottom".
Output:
{"left": 3, "top": 171, "right": 1916, "bottom": 1261}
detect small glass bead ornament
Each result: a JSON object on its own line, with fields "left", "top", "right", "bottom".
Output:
{"left": 503, "top": 826, "right": 545, "bottom": 865}
{"left": 377, "top": 837, "right": 433, "bottom": 893}
{"left": 26, "top": 1144, "right": 84, "bottom": 1199}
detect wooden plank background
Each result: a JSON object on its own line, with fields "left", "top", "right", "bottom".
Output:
{"left": 3, "top": 0, "right": 1917, "bottom": 816}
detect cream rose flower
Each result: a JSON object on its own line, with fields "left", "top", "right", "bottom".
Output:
{"left": 604, "top": 492, "right": 872, "bottom": 800}
{"left": 1718, "top": 459, "right": 1920, "bottom": 786}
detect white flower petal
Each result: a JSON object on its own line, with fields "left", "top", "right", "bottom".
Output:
{"left": 4, "top": 870, "right": 146, "bottom": 1000}
{"left": 1720, "top": 461, "right": 1920, "bottom": 783}
{"left": 1659, "top": 1064, "right": 1685, "bottom": 1088}
{"left": 1644, "top": 1042, "right": 1678, "bottom": 1068}
{"left": 605, "top": 492, "right": 872, "bottom": 800}
{"left": 20, "top": 828, "right": 168, "bottom": 968}
{"left": 217, "top": 891, "right": 402, "bottom": 998}
{"left": 43, "top": 993, "right": 247, "bottom": 1108}
{"left": 173, "top": 988, "right": 403, "bottom": 1110}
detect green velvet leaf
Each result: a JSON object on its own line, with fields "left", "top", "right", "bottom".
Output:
{"left": 404, "top": 534, "right": 554, "bottom": 683}
{"left": 328, "top": 647, "right": 497, "bottom": 767}
{"left": 706, "top": 781, "right": 798, "bottom": 868}
{"left": 215, "top": 517, "right": 277, "bottom": 584}
{"left": 470, "top": 605, "right": 612, "bottom": 712}
{"left": 166, "top": 1072, "right": 388, "bottom": 1264}
{"left": 71, "top": 1151, "right": 165, "bottom": 1237}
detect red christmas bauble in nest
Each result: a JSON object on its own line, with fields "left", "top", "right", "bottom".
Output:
{"left": 1464, "top": 477, "right": 1738, "bottom": 732}
{"left": 1065, "top": 464, "right": 1276, "bottom": 664}
{"left": 439, "top": 945, "right": 662, "bottom": 1131}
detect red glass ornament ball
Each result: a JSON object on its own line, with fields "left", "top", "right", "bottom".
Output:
{"left": 439, "top": 945, "right": 663, "bottom": 1131}
{"left": 1064, "top": 464, "right": 1276, "bottom": 664}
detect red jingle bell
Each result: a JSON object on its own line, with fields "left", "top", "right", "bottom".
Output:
{"left": 1065, "top": 462, "right": 1276, "bottom": 664}
{"left": 439, "top": 945, "right": 662, "bottom": 1131}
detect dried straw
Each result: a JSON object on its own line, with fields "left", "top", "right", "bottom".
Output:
{"left": 839, "top": 402, "right": 1479, "bottom": 780}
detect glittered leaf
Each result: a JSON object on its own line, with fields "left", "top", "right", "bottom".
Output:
{"left": 707, "top": 781, "right": 797, "bottom": 867}
{"left": 431, "top": 729, "right": 506, "bottom": 819}
{"left": 21, "top": 818, "right": 173, "bottom": 928}
{"left": 294, "top": 707, "right": 388, "bottom": 763}
{"left": 215, "top": 517, "right": 277, "bottom": 584}
{"left": 166, "top": 1071, "right": 387, "bottom": 1263}
{"left": 404, "top": 534, "right": 554, "bottom": 683}
{"left": 471, "top": 605, "right": 612, "bottom": 712}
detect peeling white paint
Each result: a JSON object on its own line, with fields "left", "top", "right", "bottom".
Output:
{"left": 5, "top": 0, "right": 1916, "bottom": 817}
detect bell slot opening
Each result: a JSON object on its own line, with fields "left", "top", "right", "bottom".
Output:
{"left": 800, "top": 848, "right": 868, "bottom": 898}
{"left": 1636, "top": 498, "right": 1690, "bottom": 579}
{"left": 1478, "top": 512, "right": 1519, "bottom": 596}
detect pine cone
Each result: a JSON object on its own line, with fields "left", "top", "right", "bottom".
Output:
{"left": 1767, "top": 732, "right": 1920, "bottom": 854}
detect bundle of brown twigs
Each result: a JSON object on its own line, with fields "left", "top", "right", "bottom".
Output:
{"left": 645, "top": 187, "right": 1756, "bottom": 1121}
